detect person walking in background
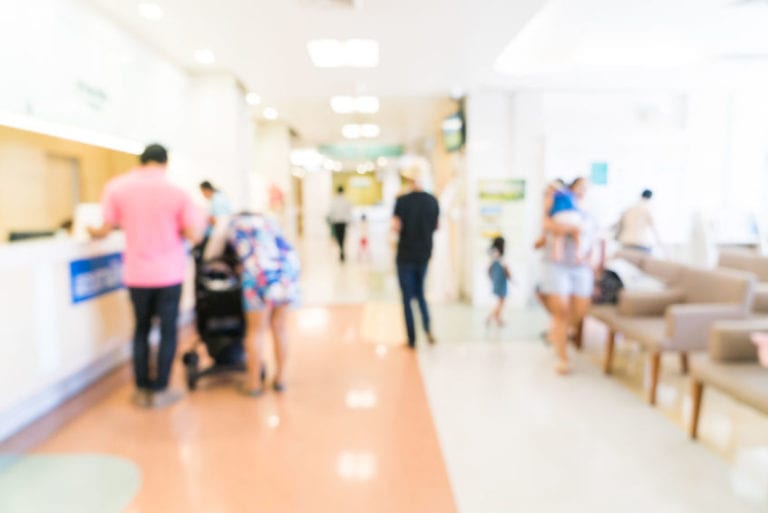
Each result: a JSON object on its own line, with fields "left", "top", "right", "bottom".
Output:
{"left": 617, "top": 189, "right": 661, "bottom": 254}
{"left": 204, "top": 212, "right": 300, "bottom": 396}
{"left": 393, "top": 159, "right": 440, "bottom": 349}
{"left": 89, "top": 143, "right": 204, "bottom": 408}
{"left": 328, "top": 186, "right": 353, "bottom": 262}
{"left": 487, "top": 236, "right": 511, "bottom": 327}
{"left": 200, "top": 180, "right": 232, "bottom": 235}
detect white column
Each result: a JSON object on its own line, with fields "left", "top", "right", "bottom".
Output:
{"left": 172, "top": 73, "right": 253, "bottom": 209}
{"left": 251, "top": 121, "right": 296, "bottom": 238}
{"left": 465, "top": 91, "right": 536, "bottom": 307}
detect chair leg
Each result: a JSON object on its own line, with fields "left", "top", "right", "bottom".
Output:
{"left": 603, "top": 329, "right": 616, "bottom": 375}
{"left": 647, "top": 351, "right": 661, "bottom": 405}
{"left": 680, "top": 352, "right": 689, "bottom": 375}
{"left": 690, "top": 380, "right": 704, "bottom": 440}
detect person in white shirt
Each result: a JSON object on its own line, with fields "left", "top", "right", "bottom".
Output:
{"left": 618, "top": 189, "right": 661, "bottom": 254}
{"left": 328, "top": 186, "right": 353, "bottom": 262}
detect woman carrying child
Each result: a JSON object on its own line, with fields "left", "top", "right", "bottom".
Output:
{"left": 538, "top": 177, "right": 594, "bottom": 375}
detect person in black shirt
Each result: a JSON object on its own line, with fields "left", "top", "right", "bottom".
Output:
{"left": 392, "top": 160, "right": 440, "bottom": 348}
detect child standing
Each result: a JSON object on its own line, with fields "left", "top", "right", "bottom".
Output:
{"left": 357, "top": 213, "right": 370, "bottom": 260}
{"left": 487, "top": 236, "right": 511, "bottom": 326}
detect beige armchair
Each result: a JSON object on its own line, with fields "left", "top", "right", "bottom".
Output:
{"left": 689, "top": 320, "right": 768, "bottom": 439}
{"left": 591, "top": 266, "right": 755, "bottom": 405}
{"left": 718, "top": 249, "right": 768, "bottom": 313}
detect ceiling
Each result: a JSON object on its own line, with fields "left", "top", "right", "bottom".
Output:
{"left": 83, "top": 0, "right": 546, "bottom": 145}
{"left": 495, "top": 0, "right": 768, "bottom": 77}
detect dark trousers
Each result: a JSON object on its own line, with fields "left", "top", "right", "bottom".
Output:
{"left": 128, "top": 284, "right": 182, "bottom": 391}
{"left": 397, "top": 262, "right": 430, "bottom": 347}
{"left": 332, "top": 223, "right": 347, "bottom": 261}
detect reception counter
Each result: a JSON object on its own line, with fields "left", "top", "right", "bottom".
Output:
{"left": 0, "top": 234, "right": 195, "bottom": 441}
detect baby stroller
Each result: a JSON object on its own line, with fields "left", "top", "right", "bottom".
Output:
{"left": 182, "top": 246, "right": 246, "bottom": 390}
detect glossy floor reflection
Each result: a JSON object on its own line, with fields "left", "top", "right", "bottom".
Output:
{"left": 7, "top": 305, "right": 456, "bottom": 513}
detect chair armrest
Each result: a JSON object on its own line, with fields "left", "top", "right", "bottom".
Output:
{"left": 708, "top": 320, "right": 768, "bottom": 362}
{"left": 665, "top": 303, "right": 745, "bottom": 351}
{"left": 618, "top": 288, "right": 685, "bottom": 316}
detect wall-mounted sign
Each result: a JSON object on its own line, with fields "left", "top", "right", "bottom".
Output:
{"left": 478, "top": 179, "right": 526, "bottom": 203}
{"left": 591, "top": 162, "right": 609, "bottom": 185}
{"left": 477, "top": 179, "right": 526, "bottom": 239}
{"left": 69, "top": 252, "right": 124, "bottom": 304}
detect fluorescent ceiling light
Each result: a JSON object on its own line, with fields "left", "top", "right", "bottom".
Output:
{"left": 194, "top": 49, "right": 215, "bottom": 65}
{"left": 291, "top": 149, "right": 323, "bottom": 169}
{"left": 355, "top": 96, "right": 379, "bottom": 113}
{"left": 307, "top": 39, "right": 379, "bottom": 68}
{"left": 331, "top": 95, "right": 380, "bottom": 114}
{"left": 0, "top": 110, "right": 143, "bottom": 154}
{"left": 245, "top": 92, "right": 261, "bottom": 106}
{"left": 331, "top": 96, "right": 356, "bottom": 114}
{"left": 342, "top": 124, "right": 361, "bottom": 139}
{"left": 263, "top": 107, "right": 279, "bottom": 120}
{"left": 138, "top": 2, "right": 164, "bottom": 21}
{"left": 360, "top": 124, "right": 380, "bottom": 138}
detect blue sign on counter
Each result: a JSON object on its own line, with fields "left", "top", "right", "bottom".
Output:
{"left": 69, "top": 252, "right": 124, "bottom": 304}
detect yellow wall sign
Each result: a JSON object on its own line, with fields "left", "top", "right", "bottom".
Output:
{"left": 478, "top": 179, "right": 526, "bottom": 203}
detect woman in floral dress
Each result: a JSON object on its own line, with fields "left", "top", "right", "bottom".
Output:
{"left": 205, "top": 212, "right": 300, "bottom": 395}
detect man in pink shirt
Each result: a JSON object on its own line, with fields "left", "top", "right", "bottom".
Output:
{"left": 89, "top": 143, "right": 203, "bottom": 408}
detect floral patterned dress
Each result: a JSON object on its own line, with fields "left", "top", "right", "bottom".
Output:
{"left": 226, "top": 214, "right": 301, "bottom": 312}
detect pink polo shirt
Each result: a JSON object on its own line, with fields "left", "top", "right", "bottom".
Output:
{"left": 102, "top": 165, "right": 202, "bottom": 288}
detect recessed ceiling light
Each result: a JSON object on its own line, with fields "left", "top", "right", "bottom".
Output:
{"left": 355, "top": 96, "right": 379, "bottom": 113}
{"left": 331, "top": 96, "right": 356, "bottom": 114}
{"left": 330, "top": 95, "right": 379, "bottom": 114}
{"left": 194, "top": 49, "right": 216, "bottom": 65}
{"left": 342, "top": 124, "right": 361, "bottom": 139}
{"left": 360, "top": 124, "right": 380, "bottom": 138}
{"left": 263, "top": 107, "right": 279, "bottom": 120}
{"left": 245, "top": 92, "right": 261, "bottom": 106}
{"left": 138, "top": 2, "right": 164, "bottom": 21}
{"left": 307, "top": 39, "right": 379, "bottom": 68}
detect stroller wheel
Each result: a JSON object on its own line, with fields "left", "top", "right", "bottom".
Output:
{"left": 182, "top": 350, "right": 199, "bottom": 366}
{"left": 184, "top": 351, "right": 199, "bottom": 391}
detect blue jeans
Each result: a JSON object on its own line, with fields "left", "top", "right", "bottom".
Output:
{"left": 128, "top": 284, "right": 182, "bottom": 391}
{"left": 397, "top": 262, "right": 430, "bottom": 347}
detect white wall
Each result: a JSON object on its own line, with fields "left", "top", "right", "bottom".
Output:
{"left": 173, "top": 74, "right": 254, "bottom": 210}
{"left": 252, "top": 122, "right": 296, "bottom": 238}
{"left": 468, "top": 82, "right": 768, "bottom": 284}
{"left": 465, "top": 92, "right": 534, "bottom": 307}
{"left": 0, "top": 0, "right": 187, "bottom": 146}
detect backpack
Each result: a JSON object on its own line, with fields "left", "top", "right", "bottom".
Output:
{"left": 593, "top": 269, "right": 623, "bottom": 304}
